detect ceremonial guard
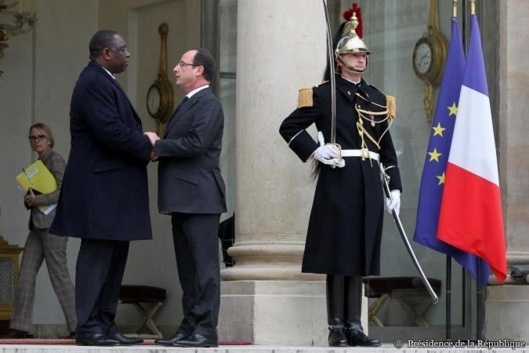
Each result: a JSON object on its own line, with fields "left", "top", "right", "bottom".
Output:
{"left": 279, "top": 4, "right": 402, "bottom": 347}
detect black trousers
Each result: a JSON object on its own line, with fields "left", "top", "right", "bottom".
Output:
{"left": 171, "top": 213, "right": 221, "bottom": 339}
{"left": 75, "top": 238, "right": 129, "bottom": 336}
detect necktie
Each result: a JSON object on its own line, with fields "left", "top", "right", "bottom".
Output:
{"left": 175, "top": 96, "right": 189, "bottom": 114}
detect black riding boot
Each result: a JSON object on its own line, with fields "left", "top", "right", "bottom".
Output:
{"left": 326, "top": 274, "right": 347, "bottom": 347}
{"left": 345, "top": 276, "right": 381, "bottom": 347}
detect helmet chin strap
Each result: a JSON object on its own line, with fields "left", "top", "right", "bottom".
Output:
{"left": 337, "top": 55, "right": 367, "bottom": 74}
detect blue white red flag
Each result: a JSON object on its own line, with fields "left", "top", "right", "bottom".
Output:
{"left": 414, "top": 17, "right": 490, "bottom": 285}
{"left": 437, "top": 14, "right": 507, "bottom": 284}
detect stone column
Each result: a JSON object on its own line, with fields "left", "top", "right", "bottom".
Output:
{"left": 218, "top": 0, "right": 367, "bottom": 345}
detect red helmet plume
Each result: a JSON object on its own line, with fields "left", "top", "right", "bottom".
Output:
{"left": 342, "top": 3, "right": 363, "bottom": 38}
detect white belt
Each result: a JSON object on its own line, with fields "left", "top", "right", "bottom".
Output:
{"left": 341, "top": 149, "right": 380, "bottom": 161}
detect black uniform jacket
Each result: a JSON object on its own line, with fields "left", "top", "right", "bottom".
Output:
{"left": 279, "top": 75, "right": 402, "bottom": 276}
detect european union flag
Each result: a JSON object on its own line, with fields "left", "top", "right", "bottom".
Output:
{"left": 413, "top": 17, "right": 489, "bottom": 285}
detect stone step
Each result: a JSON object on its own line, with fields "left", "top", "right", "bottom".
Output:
{"left": 0, "top": 341, "right": 526, "bottom": 353}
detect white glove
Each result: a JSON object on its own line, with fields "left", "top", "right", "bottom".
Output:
{"left": 313, "top": 144, "right": 345, "bottom": 167}
{"left": 314, "top": 144, "right": 339, "bottom": 159}
{"left": 314, "top": 132, "right": 345, "bottom": 167}
{"left": 385, "top": 190, "right": 401, "bottom": 216}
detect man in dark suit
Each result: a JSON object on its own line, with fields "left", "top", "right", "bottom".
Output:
{"left": 50, "top": 30, "right": 153, "bottom": 346}
{"left": 145, "top": 48, "right": 226, "bottom": 348}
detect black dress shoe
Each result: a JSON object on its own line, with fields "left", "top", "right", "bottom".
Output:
{"left": 174, "top": 333, "right": 218, "bottom": 347}
{"left": 346, "top": 328, "right": 381, "bottom": 347}
{"left": 109, "top": 332, "right": 143, "bottom": 345}
{"left": 75, "top": 333, "right": 119, "bottom": 346}
{"left": 328, "top": 325, "right": 347, "bottom": 347}
{"left": 154, "top": 332, "right": 188, "bottom": 346}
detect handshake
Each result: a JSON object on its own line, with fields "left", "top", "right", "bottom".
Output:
{"left": 144, "top": 131, "right": 160, "bottom": 161}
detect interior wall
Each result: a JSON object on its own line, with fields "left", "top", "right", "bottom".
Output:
{"left": 0, "top": 0, "right": 201, "bottom": 332}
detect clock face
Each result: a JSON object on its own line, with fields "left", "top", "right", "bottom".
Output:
{"left": 412, "top": 33, "right": 447, "bottom": 86}
{"left": 414, "top": 42, "right": 432, "bottom": 75}
{"left": 147, "top": 84, "right": 161, "bottom": 118}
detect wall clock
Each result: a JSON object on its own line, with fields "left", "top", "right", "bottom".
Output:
{"left": 412, "top": 0, "right": 448, "bottom": 123}
{"left": 146, "top": 23, "right": 174, "bottom": 134}
{"left": 412, "top": 32, "right": 446, "bottom": 86}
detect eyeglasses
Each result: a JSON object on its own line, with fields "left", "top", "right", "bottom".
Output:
{"left": 112, "top": 46, "right": 129, "bottom": 54}
{"left": 179, "top": 60, "right": 197, "bottom": 68}
{"left": 28, "top": 134, "right": 47, "bottom": 142}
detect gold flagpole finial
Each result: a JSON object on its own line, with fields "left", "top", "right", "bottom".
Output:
{"left": 453, "top": 0, "right": 458, "bottom": 18}
{"left": 470, "top": 0, "right": 476, "bottom": 15}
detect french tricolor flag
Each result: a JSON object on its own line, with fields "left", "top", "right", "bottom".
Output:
{"left": 437, "top": 13, "right": 507, "bottom": 284}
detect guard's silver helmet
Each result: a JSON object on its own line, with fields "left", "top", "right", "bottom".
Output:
{"left": 335, "top": 4, "right": 371, "bottom": 55}
{"left": 335, "top": 11, "right": 370, "bottom": 56}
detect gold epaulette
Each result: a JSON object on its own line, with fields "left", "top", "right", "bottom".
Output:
{"left": 297, "top": 87, "right": 314, "bottom": 108}
{"left": 386, "top": 95, "right": 396, "bottom": 119}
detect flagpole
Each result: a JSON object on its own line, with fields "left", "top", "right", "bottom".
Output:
{"left": 461, "top": 42, "right": 471, "bottom": 346}
{"left": 445, "top": 0, "right": 457, "bottom": 341}
{"left": 467, "top": 0, "right": 486, "bottom": 342}
{"left": 464, "top": 270, "right": 471, "bottom": 339}
{"left": 460, "top": 0, "right": 470, "bottom": 342}
{"left": 469, "top": 0, "right": 486, "bottom": 340}
{"left": 476, "top": 258, "right": 485, "bottom": 340}
{"left": 446, "top": 255, "right": 452, "bottom": 340}
{"left": 468, "top": 0, "right": 474, "bottom": 330}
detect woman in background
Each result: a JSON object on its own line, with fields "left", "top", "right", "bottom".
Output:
{"left": 2, "top": 123, "right": 76, "bottom": 339}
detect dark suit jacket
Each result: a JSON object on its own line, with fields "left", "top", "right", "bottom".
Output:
{"left": 50, "top": 61, "right": 153, "bottom": 241}
{"left": 154, "top": 87, "right": 226, "bottom": 214}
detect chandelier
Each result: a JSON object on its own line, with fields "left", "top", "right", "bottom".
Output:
{"left": 0, "top": 0, "right": 36, "bottom": 76}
